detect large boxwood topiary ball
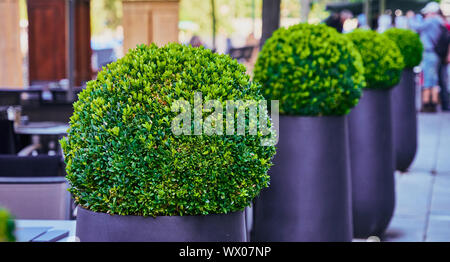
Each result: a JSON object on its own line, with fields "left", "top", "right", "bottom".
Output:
{"left": 61, "top": 43, "right": 276, "bottom": 217}
{"left": 347, "top": 29, "right": 405, "bottom": 89}
{"left": 253, "top": 23, "right": 365, "bottom": 116}
{"left": 384, "top": 28, "right": 423, "bottom": 69}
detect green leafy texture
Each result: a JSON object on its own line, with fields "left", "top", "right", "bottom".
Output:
{"left": 253, "top": 23, "right": 365, "bottom": 116}
{"left": 347, "top": 29, "right": 405, "bottom": 89}
{"left": 384, "top": 28, "right": 423, "bottom": 69}
{"left": 61, "top": 43, "right": 276, "bottom": 217}
{"left": 0, "top": 208, "right": 15, "bottom": 242}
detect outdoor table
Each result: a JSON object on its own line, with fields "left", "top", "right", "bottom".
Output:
{"left": 1, "top": 85, "right": 84, "bottom": 106}
{"left": 14, "top": 122, "right": 69, "bottom": 155}
{"left": 14, "top": 219, "right": 76, "bottom": 242}
{"left": 15, "top": 122, "right": 69, "bottom": 136}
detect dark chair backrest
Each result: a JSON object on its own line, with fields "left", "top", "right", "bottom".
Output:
{"left": 94, "top": 48, "right": 116, "bottom": 69}
{"left": 0, "top": 120, "right": 16, "bottom": 154}
{"left": 228, "top": 46, "right": 255, "bottom": 62}
{"left": 0, "top": 155, "right": 62, "bottom": 177}
{"left": 0, "top": 90, "right": 21, "bottom": 106}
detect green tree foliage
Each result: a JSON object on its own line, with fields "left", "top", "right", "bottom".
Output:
{"left": 180, "top": 0, "right": 264, "bottom": 36}
{"left": 91, "top": 0, "right": 123, "bottom": 35}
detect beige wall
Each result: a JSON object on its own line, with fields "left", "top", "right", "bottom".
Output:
{"left": 0, "top": 0, "right": 23, "bottom": 88}
{"left": 122, "top": 0, "right": 179, "bottom": 53}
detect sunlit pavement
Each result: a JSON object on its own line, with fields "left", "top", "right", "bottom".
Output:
{"left": 384, "top": 112, "right": 450, "bottom": 242}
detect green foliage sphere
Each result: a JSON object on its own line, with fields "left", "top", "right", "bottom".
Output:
{"left": 0, "top": 208, "right": 15, "bottom": 242}
{"left": 347, "top": 29, "right": 405, "bottom": 89}
{"left": 384, "top": 28, "right": 423, "bottom": 69}
{"left": 61, "top": 43, "right": 276, "bottom": 217}
{"left": 253, "top": 23, "right": 365, "bottom": 116}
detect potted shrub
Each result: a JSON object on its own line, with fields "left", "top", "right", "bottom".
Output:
{"left": 384, "top": 28, "right": 423, "bottom": 172}
{"left": 0, "top": 208, "right": 15, "bottom": 242}
{"left": 346, "top": 29, "right": 404, "bottom": 238}
{"left": 252, "top": 23, "right": 365, "bottom": 241}
{"left": 61, "top": 43, "right": 276, "bottom": 242}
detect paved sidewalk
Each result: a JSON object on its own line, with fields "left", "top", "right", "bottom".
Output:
{"left": 384, "top": 112, "right": 450, "bottom": 242}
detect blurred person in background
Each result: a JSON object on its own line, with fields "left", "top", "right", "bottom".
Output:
{"left": 395, "top": 10, "right": 408, "bottom": 29}
{"left": 378, "top": 9, "right": 393, "bottom": 32}
{"left": 438, "top": 10, "right": 450, "bottom": 111}
{"left": 325, "top": 10, "right": 353, "bottom": 33}
{"left": 410, "top": 2, "right": 447, "bottom": 112}
{"left": 189, "top": 35, "right": 203, "bottom": 48}
{"left": 407, "top": 10, "right": 424, "bottom": 29}
{"left": 357, "top": 13, "right": 369, "bottom": 29}
{"left": 243, "top": 33, "right": 260, "bottom": 75}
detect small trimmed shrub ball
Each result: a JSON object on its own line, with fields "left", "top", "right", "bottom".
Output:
{"left": 0, "top": 208, "right": 15, "bottom": 242}
{"left": 384, "top": 28, "right": 423, "bottom": 69}
{"left": 61, "top": 43, "right": 276, "bottom": 217}
{"left": 347, "top": 29, "right": 405, "bottom": 89}
{"left": 253, "top": 23, "right": 365, "bottom": 116}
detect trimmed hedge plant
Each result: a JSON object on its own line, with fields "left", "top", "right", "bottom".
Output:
{"left": 61, "top": 43, "right": 276, "bottom": 217}
{"left": 384, "top": 28, "right": 423, "bottom": 69}
{"left": 253, "top": 23, "right": 365, "bottom": 116}
{"left": 0, "top": 208, "right": 15, "bottom": 242}
{"left": 347, "top": 29, "right": 405, "bottom": 89}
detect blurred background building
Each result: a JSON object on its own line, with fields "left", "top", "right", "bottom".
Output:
{"left": 2, "top": 0, "right": 448, "bottom": 88}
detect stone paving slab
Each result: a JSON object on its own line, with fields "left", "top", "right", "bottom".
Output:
{"left": 435, "top": 113, "right": 450, "bottom": 173}
{"left": 427, "top": 174, "right": 450, "bottom": 241}
{"left": 409, "top": 114, "right": 441, "bottom": 173}
{"left": 384, "top": 216, "right": 426, "bottom": 241}
{"left": 385, "top": 112, "right": 450, "bottom": 242}
{"left": 426, "top": 217, "right": 450, "bottom": 242}
{"left": 393, "top": 172, "right": 432, "bottom": 220}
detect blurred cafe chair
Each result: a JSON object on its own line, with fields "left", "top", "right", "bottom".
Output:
{"left": 228, "top": 46, "right": 255, "bottom": 63}
{"left": 92, "top": 48, "right": 115, "bottom": 71}
{"left": 0, "top": 155, "right": 62, "bottom": 177}
{"left": 0, "top": 177, "right": 70, "bottom": 220}
{"left": 0, "top": 118, "right": 40, "bottom": 156}
{"left": 0, "top": 155, "right": 70, "bottom": 219}
{"left": 0, "top": 119, "right": 17, "bottom": 154}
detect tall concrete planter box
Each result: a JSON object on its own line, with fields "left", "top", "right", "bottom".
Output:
{"left": 252, "top": 116, "right": 353, "bottom": 242}
{"left": 392, "top": 69, "right": 417, "bottom": 172}
{"left": 348, "top": 89, "right": 396, "bottom": 238}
